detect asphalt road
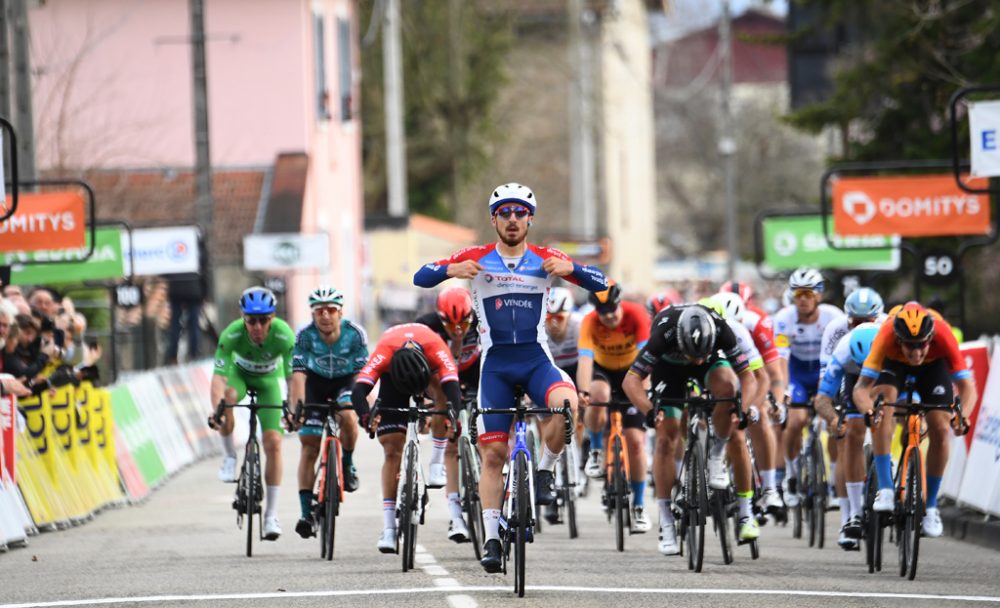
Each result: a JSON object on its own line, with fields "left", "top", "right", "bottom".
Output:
{"left": 4, "top": 433, "right": 1000, "bottom": 608}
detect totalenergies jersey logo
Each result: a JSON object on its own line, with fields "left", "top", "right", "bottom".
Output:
{"left": 833, "top": 174, "right": 990, "bottom": 237}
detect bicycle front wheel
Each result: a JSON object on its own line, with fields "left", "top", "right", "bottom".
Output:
{"left": 400, "top": 445, "right": 417, "bottom": 573}
{"left": 613, "top": 436, "right": 627, "bottom": 552}
{"left": 685, "top": 443, "right": 707, "bottom": 572}
{"left": 515, "top": 450, "right": 529, "bottom": 598}
{"left": 562, "top": 450, "right": 579, "bottom": 539}
{"left": 323, "top": 442, "right": 340, "bottom": 561}
{"left": 245, "top": 440, "right": 260, "bottom": 558}
{"left": 812, "top": 439, "right": 827, "bottom": 549}
{"left": 901, "top": 451, "right": 923, "bottom": 580}
{"left": 459, "top": 437, "right": 483, "bottom": 560}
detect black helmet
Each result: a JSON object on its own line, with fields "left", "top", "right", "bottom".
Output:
{"left": 390, "top": 344, "right": 432, "bottom": 396}
{"left": 588, "top": 281, "right": 622, "bottom": 314}
{"left": 676, "top": 306, "right": 717, "bottom": 359}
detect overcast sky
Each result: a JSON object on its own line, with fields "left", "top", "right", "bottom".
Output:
{"left": 651, "top": 0, "right": 789, "bottom": 43}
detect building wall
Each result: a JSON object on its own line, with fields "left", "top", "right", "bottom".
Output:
{"left": 599, "top": 0, "right": 657, "bottom": 289}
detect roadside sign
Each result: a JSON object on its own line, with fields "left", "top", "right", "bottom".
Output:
{"left": 123, "top": 226, "right": 200, "bottom": 276}
{"left": 762, "top": 214, "right": 898, "bottom": 271}
{"left": 9, "top": 225, "right": 125, "bottom": 284}
{"left": 0, "top": 191, "right": 86, "bottom": 251}
{"left": 244, "top": 233, "right": 330, "bottom": 271}
{"left": 832, "top": 174, "right": 990, "bottom": 237}
{"left": 970, "top": 100, "right": 1000, "bottom": 178}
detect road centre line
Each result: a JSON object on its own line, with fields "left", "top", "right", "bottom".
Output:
{"left": 5, "top": 586, "right": 1000, "bottom": 608}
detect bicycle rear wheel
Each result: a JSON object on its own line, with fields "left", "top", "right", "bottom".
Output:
{"left": 245, "top": 440, "right": 260, "bottom": 558}
{"left": 400, "top": 445, "right": 417, "bottom": 573}
{"left": 562, "top": 450, "right": 579, "bottom": 539}
{"left": 515, "top": 450, "right": 529, "bottom": 598}
{"left": 864, "top": 458, "right": 879, "bottom": 573}
{"left": 525, "top": 427, "right": 542, "bottom": 535}
{"left": 901, "top": 451, "right": 922, "bottom": 580}
{"left": 685, "top": 443, "right": 707, "bottom": 572}
{"left": 613, "top": 436, "right": 626, "bottom": 552}
{"left": 323, "top": 442, "right": 340, "bottom": 561}
{"left": 812, "top": 439, "right": 827, "bottom": 550}
{"left": 713, "top": 491, "right": 733, "bottom": 565}
{"left": 459, "top": 438, "right": 484, "bottom": 560}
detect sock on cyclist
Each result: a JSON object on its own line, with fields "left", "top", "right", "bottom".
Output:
{"left": 785, "top": 456, "right": 800, "bottom": 481}
{"left": 538, "top": 443, "right": 559, "bottom": 472}
{"left": 761, "top": 469, "right": 777, "bottom": 490}
{"left": 658, "top": 498, "right": 673, "bottom": 526}
{"left": 221, "top": 433, "right": 237, "bottom": 458}
{"left": 926, "top": 475, "right": 943, "bottom": 508}
{"left": 383, "top": 499, "right": 396, "bottom": 530}
{"left": 710, "top": 436, "right": 729, "bottom": 460}
{"left": 630, "top": 480, "right": 646, "bottom": 507}
{"left": 737, "top": 491, "right": 753, "bottom": 519}
{"left": 847, "top": 482, "right": 864, "bottom": 519}
{"left": 588, "top": 430, "right": 605, "bottom": 452}
{"left": 299, "top": 489, "right": 313, "bottom": 519}
{"left": 776, "top": 467, "right": 786, "bottom": 486}
{"left": 483, "top": 508, "right": 501, "bottom": 542}
{"left": 342, "top": 449, "right": 354, "bottom": 470}
{"left": 430, "top": 436, "right": 448, "bottom": 466}
{"left": 874, "top": 454, "right": 893, "bottom": 491}
{"left": 447, "top": 492, "right": 463, "bottom": 520}
{"left": 265, "top": 486, "right": 280, "bottom": 518}
{"left": 839, "top": 498, "right": 850, "bottom": 526}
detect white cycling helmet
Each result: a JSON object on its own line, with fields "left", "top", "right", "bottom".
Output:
{"left": 308, "top": 286, "right": 344, "bottom": 309}
{"left": 788, "top": 266, "right": 824, "bottom": 293}
{"left": 489, "top": 182, "right": 537, "bottom": 215}
{"left": 782, "top": 287, "right": 794, "bottom": 308}
{"left": 710, "top": 292, "right": 746, "bottom": 324}
{"left": 546, "top": 286, "right": 574, "bottom": 315}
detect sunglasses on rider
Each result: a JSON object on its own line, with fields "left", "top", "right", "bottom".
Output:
{"left": 494, "top": 205, "right": 530, "bottom": 220}
{"left": 899, "top": 339, "right": 931, "bottom": 351}
{"left": 312, "top": 305, "right": 341, "bottom": 316}
{"left": 546, "top": 312, "right": 569, "bottom": 323}
{"left": 243, "top": 315, "right": 273, "bottom": 326}
{"left": 793, "top": 288, "right": 818, "bottom": 299}
{"left": 444, "top": 317, "right": 472, "bottom": 332}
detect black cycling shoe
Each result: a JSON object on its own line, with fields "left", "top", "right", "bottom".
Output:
{"left": 844, "top": 515, "right": 863, "bottom": 540}
{"left": 535, "top": 470, "right": 556, "bottom": 506}
{"left": 544, "top": 502, "right": 562, "bottom": 525}
{"left": 480, "top": 539, "right": 503, "bottom": 573}
{"left": 295, "top": 515, "right": 316, "bottom": 539}
{"left": 343, "top": 464, "right": 359, "bottom": 493}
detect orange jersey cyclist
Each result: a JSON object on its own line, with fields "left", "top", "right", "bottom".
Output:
{"left": 576, "top": 281, "right": 652, "bottom": 533}
{"left": 851, "top": 302, "right": 976, "bottom": 538}
{"left": 413, "top": 182, "right": 608, "bottom": 572}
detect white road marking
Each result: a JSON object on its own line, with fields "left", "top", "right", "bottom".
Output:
{"left": 433, "top": 578, "right": 461, "bottom": 587}
{"left": 415, "top": 553, "right": 436, "bottom": 564}
{"left": 6, "top": 586, "right": 1000, "bottom": 608}
{"left": 446, "top": 595, "right": 478, "bottom": 608}
{"left": 421, "top": 564, "right": 450, "bottom": 576}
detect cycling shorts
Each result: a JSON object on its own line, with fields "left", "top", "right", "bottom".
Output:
{"left": 593, "top": 363, "right": 644, "bottom": 431}
{"left": 477, "top": 343, "right": 574, "bottom": 444}
{"left": 840, "top": 372, "right": 862, "bottom": 419}
{"left": 300, "top": 371, "right": 355, "bottom": 437}
{"left": 787, "top": 357, "right": 820, "bottom": 406}
{"left": 222, "top": 372, "right": 284, "bottom": 434}
{"left": 458, "top": 357, "right": 481, "bottom": 393}
{"left": 648, "top": 353, "right": 731, "bottom": 420}
{"left": 874, "top": 358, "right": 953, "bottom": 406}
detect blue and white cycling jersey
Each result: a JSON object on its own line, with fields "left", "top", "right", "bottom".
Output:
{"left": 414, "top": 242, "right": 607, "bottom": 443}
{"left": 774, "top": 303, "right": 844, "bottom": 403}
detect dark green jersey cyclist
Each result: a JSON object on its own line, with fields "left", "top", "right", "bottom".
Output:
{"left": 208, "top": 286, "right": 294, "bottom": 541}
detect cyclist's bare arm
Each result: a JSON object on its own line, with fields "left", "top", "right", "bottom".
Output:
{"left": 852, "top": 375, "right": 877, "bottom": 415}
{"left": 622, "top": 371, "right": 651, "bottom": 416}
{"left": 289, "top": 372, "right": 306, "bottom": 411}
{"left": 814, "top": 394, "right": 838, "bottom": 426}
{"left": 955, "top": 376, "right": 977, "bottom": 419}
{"left": 575, "top": 355, "right": 594, "bottom": 405}
{"left": 749, "top": 366, "right": 769, "bottom": 413}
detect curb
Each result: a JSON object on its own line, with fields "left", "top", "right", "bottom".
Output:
{"left": 940, "top": 504, "right": 1000, "bottom": 551}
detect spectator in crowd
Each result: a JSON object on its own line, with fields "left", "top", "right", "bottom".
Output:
{"left": 0, "top": 309, "right": 31, "bottom": 397}
{"left": 164, "top": 273, "right": 205, "bottom": 365}
{"left": 28, "top": 287, "right": 76, "bottom": 361}
{"left": 4, "top": 286, "right": 31, "bottom": 315}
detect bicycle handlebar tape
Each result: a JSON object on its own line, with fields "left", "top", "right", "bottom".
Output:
{"left": 735, "top": 394, "right": 749, "bottom": 430}
{"left": 562, "top": 400, "right": 574, "bottom": 445}
{"left": 469, "top": 410, "right": 479, "bottom": 445}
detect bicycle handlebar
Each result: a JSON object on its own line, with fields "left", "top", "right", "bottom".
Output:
{"left": 653, "top": 393, "right": 747, "bottom": 429}
{"left": 470, "top": 401, "right": 574, "bottom": 446}
{"left": 211, "top": 400, "right": 289, "bottom": 428}
{"left": 366, "top": 402, "right": 457, "bottom": 440}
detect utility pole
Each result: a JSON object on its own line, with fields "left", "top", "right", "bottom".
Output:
{"left": 10, "top": 0, "right": 35, "bottom": 180}
{"left": 189, "top": 0, "right": 214, "bottom": 297}
{"left": 719, "top": 0, "right": 737, "bottom": 279}
{"left": 0, "top": 0, "right": 11, "bottom": 120}
{"left": 568, "top": 0, "right": 597, "bottom": 239}
{"left": 383, "top": 0, "right": 407, "bottom": 217}
{"left": 447, "top": 0, "right": 463, "bottom": 220}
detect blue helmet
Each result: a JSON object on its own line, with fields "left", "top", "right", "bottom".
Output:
{"left": 844, "top": 287, "right": 884, "bottom": 319}
{"left": 848, "top": 322, "right": 881, "bottom": 366}
{"left": 240, "top": 287, "right": 277, "bottom": 315}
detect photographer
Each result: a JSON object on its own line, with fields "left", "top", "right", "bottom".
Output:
{"left": 28, "top": 287, "right": 77, "bottom": 362}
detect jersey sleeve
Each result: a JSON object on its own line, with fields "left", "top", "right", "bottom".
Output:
{"left": 356, "top": 344, "right": 392, "bottom": 386}
{"left": 819, "top": 321, "right": 840, "bottom": 374}
{"left": 348, "top": 322, "right": 370, "bottom": 374}
{"left": 279, "top": 321, "right": 296, "bottom": 377}
{"left": 635, "top": 305, "right": 651, "bottom": 349}
{"left": 937, "top": 319, "right": 971, "bottom": 381}
{"left": 818, "top": 356, "right": 845, "bottom": 399}
{"left": 731, "top": 321, "right": 763, "bottom": 372}
{"left": 213, "top": 335, "right": 234, "bottom": 376}
{"left": 424, "top": 335, "right": 460, "bottom": 384}
{"left": 773, "top": 308, "right": 792, "bottom": 359}
{"left": 629, "top": 329, "right": 666, "bottom": 378}
{"left": 291, "top": 328, "right": 310, "bottom": 373}
{"left": 716, "top": 317, "right": 750, "bottom": 374}
{"left": 413, "top": 246, "right": 489, "bottom": 288}
{"left": 577, "top": 314, "right": 597, "bottom": 360}
{"left": 750, "top": 315, "right": 780, "bottom": 364}
{"left": 531, "top": 245, "right": 608, "bottom": 293}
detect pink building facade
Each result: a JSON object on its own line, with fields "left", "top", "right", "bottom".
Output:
{"left": 29, "top": 0, "right": 364, "bottom": 325}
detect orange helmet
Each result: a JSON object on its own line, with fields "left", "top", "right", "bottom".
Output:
{"left": 892, "top": 301, "right": 935, "bottom": 343}
{"left": 437, "top": 287, "right": 473, "bottom": 326}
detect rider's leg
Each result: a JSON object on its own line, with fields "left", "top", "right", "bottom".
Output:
{"left": 219, "top": 386, "right": 239, "bottom": 454}
{"left": 872, "top": 384, "right": 899, "bottom": 490}
{"left": 479, "top": 440, "right": 509, "bottom": 542}
{"left": 379, "top": 432, "right": 405, "bottom": 531}
{"left": 924, "top": 410, "right": 951, "bottom": 508}
{"left": 541, "top": 385, "right": 577, "bottom": 465}
{"left": 747, "top": 415, "right": 777, "bottom": 491}
{"left": 262, "top": 429, "right": 283, "bottom": 518}
{"left": 654, "top": 415, "right": 682, "bottom": 526}
{"left": 338, "top": 408, "right": 359, "bottom": 469}
{"left": 783, "top": 406, "right": 808, "bottom": 481}
{"left": 625, "top": 427, "right": 647, "bottom": 503}
{"left": 298, "top": 433, "right": 321, "bottom": 518}
{"left": 845, "top": 417, "right": 866, "bottom": 520}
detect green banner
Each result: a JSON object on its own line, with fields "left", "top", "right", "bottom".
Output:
{"left": 9, "top": 226, "right": 125, "bottom": 284}
{"left": 109, "top": 386, "right": 167, "bottom": 488}
{"left": 762, "top": 215, "right": 899, "bottom": 271}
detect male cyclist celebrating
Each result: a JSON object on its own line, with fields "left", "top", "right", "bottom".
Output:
{"left": 852, "top": 302, "right": 975, "bottom": 537}
{"left": 623, "top": 304, "right": 757, "bottom": 554}
{"left": 413, "top": 182, "right": 608, "bottom": 573}
{"left": 209, "top": 287, "right": 295, "bottom": 540}
{"left": 416, "top": 286, "right": 481, "bottom": 543}
{"left": 288, "top": 286, "right": 369, "bottom": 539}
{"left": 773, "top": 267, "right": 844, "bottom": 507}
